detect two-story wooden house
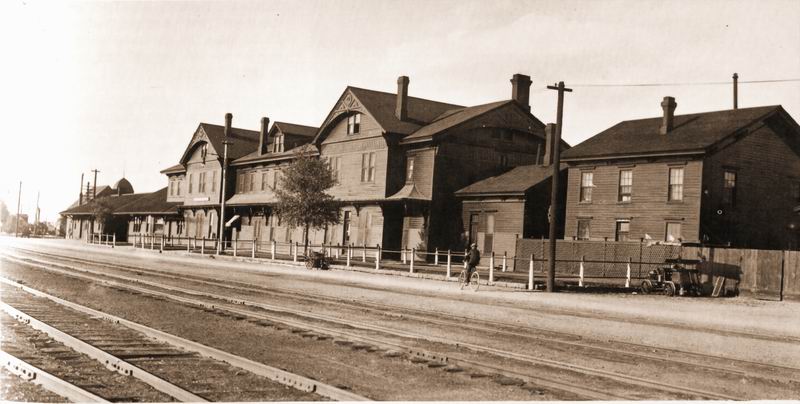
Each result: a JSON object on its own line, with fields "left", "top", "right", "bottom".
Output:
{"left": 160, "top": 115, "right": 260, "bottom": 242}
{"left": 226, "top": 119, "right": 320, "bottom": 245}
{"left": 560, "top": 97, "right": 800, "bottom": 250}
{"left": 312, "top": 74, "right": 556, "bottom": 253}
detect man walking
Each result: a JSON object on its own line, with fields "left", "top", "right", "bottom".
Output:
{"left": 465, "top": 243, "right": 480, "bottom": 285}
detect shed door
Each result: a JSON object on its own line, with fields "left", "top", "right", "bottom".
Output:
{"left": 469, "top": 214, "right": 479, "bottom": 246}
{"left": 484, "top": 214, "right": 495, "bottom": 253}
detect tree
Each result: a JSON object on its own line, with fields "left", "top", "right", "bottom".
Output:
{"left": 273, "top": 150, "right": 339, "bottom": 255}
{"left": 0, "top": 200, "right": 9, "bottom": 228}
{"left": 91, "top": 198, "right": 114, "bottom": 234}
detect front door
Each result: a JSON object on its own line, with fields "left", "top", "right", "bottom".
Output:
{"left": 469, "top": 213, "right": 479, "bottom": 246}
{"left": 342, "top": 211, "right": 351, "bottom": 246}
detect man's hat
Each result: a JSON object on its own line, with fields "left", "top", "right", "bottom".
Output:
{"left": 470, "top": 243, "right": 477, "bottom": 248}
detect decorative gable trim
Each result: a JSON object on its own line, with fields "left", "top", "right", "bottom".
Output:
{"left": 313, "top": 88, "right": 385, "bottom": 145}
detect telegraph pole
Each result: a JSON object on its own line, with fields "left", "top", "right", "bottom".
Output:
{"left": 15, "top": 181, "right": 21, "bottom": 237}
{"left": 91, "top": 169, "right": 100, "bottom": 199}
{"left": 34, "top": 191, "right": 40, "bottom": 236}
{"left": 546, "top": 81, "right": 572, "bottom": 292}
{"left": 217, "top": 113, "right": 232, "bottom": 255}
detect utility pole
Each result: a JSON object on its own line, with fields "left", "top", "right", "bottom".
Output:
{"left": 733, "top": 72, "right": 739, "bottom": 110}
{"left": 79, "top": 173, "right": 84, "bottom": 205}
{"left": 217, "top": 113, "right": 232, "bottom": 255}
{"left": 91, "top": 169, "right": 100, "bottom": 199}
{"left": 15, "top": 181, "right": 21, "bottom": 237}
{"left": 34, "top": 191, "right": 40, "bottom": 236}
{"left": 545, "top": 81, "right": 572, "bottom": 293}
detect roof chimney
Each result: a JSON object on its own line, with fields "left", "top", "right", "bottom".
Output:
{"left": 224, "top": 113, "right": 232, "bottom": 137}
{"left": 511, "top": 73, "right": 532, "bottom": 112}
{"left": 258, "top": 117, "right": 270, "bottom": 155}
{"left": 659, "top": 96, "right": 677, "bottom": 135}
{"left": 396, "top": 76, "right": 409, "bottom": 121}
{"left": 543, "top": 123, "right": 556, "bottom": 166}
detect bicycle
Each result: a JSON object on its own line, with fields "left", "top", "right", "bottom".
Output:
{"left": 458, "top": 268, "right": 480, "bottom": 291}
{"left": 304, "top": 251, "right": 329, "bottom": 270}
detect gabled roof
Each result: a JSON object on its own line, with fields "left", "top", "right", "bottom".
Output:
{"left": 456, "top": 164, "right": 565, "bottom": 196}
{"left": 386, "top": 183, "right": 430, "bottom": 201}
{"left": 61, "top": 188, "right": 180, "bottom": 216}
{"left": 273, "top": 121, "right": 317, "bottom": 138}
{"left": 231, "top": 143, "right": 319, "bottom": 166}
{"left": 179, "top": 123, "right": 261, "bottom": 165}
{"left": 561, "top": 105, "right": 783, "bottom": 161}
{"left": 347, "top": 86, "right": 464, "bottom": 135}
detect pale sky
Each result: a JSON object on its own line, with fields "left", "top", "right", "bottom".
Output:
{"left": 1, "top": 0, "right": 799, "bottom": 223}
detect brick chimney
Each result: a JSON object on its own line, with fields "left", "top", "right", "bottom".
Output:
{"left": 511, "top": 73, "right": 532, "bottom": 112}
{"left": 660, "top": 96, "right": 677, "bottom": 135}
{"left": 396, "top": 76, "right": 409, "bottom": 121}
{"left": 258, "top": 117, "right": 270, "bottom": 155}
{"left": 224, "top": 113, "right": 232, "bottom": 137}
{"left": 543, "top": 123, "right": 556, "bottom": 166}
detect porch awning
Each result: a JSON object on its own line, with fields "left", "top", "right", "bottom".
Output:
{"left": 386, "top": 183, "right": 430, "bottom": 201}
{"left": 225, "top": 193, "right": 277, "bottom": 206}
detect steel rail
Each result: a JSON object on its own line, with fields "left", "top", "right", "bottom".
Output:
{"left": 2, "top": 254, "right": 741, "bottom": 400}
{"left": 0, "top": 273, "right": 368, "bottom": 402}
{"left": 0, "top": 349, "right": 110, "bottom": 403}
{"left": 1, "top": 301, "right": 208, "bottom": 402}
{"left": 12, "top": 245, "right": 800, "bottom": 346}
{"left": 1, "top": 256, "right": 624, "bottom": 401}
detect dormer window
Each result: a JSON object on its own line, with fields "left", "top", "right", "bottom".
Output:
{"left": 273, "top": 134, "right": 284, "bottom": 153}
{"left": 347, "top": 114, "right": 361, "bottom": 135}
{"left": 406, "top": 157, "right": 415, "bottom": 182}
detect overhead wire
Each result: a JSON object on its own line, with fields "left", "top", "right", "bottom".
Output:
{"left": 567, "top": 78, "right": 800, "bottom": 88}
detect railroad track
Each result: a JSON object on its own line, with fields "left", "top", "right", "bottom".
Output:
{"left": 0, "top": 275, "right": 366, "bottom": 402}
{"left": 2, "top": 252, "right": 763, "bottom": 400}
{"left": 10, "top": 246, "right": 800, "bottom": 385}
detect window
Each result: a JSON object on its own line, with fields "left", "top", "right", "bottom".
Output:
{"left": 406, "top": 157, "right": 415, "bottom": 182}
{"left": 580, "top": 172, "right": 594, "bottom": 202}
{"left": 331, "top": 157, "right": 341, "bottom": 182}
{"left": 169, "top": 181, "right": 174, "bottom": 196}
{"left": 176, "top": 220, "right": 184, "bottom": 236}
{"left": 261, "top": 172, "right": 267, "bottom": 191}
{"left": 668, "top": 167, "right": 684, "bottom": 201}
{"left": 665, "top": 222, "right": 682, "bottom": 242}
{"left": 211, "top": 171, "right": 216, "bottom": 192}
{"left": 276, "top": 134, "right": 284, "bottom": 153}
{"left": 273, "top": 170, "right": 279, "bottom": 189}
{"left": 618, "top": 170, "right": 633, "bottom": 202}
{"left": 577, "top": 220, "right": 591, "bottom": 240}
{"left": 133, "top": 217, "right": 141, "bottom": 232}
{"left": 176, "top": 180, "right": 181, "bottom": 196}
{"left": 361, "top": 152, "right": 375, "bottom": 182}
{"left": 248, "top": 172, "right": 255, "bottom": 193}
{"left": 200, "top": 143, "right": 208, "bottom": 164}
{"left": 237, "top": 173, "right": 244, "bottom": 193}
{"left": 723, "top": 170, "right": 737, "bottom": 206}
{"left": 198, "top": 172, "right": 206, "bottom": 193}
{"left": 188, "top": 174, "right": 194, "bottom": 194}
{"left": 499, "top": 154, "right": 509, "bottom": 168}
{"left": 347, "top": 114, "right": 361, "bottom": 134}
{"left": 615, "top": 220, "right": 630, "bottom": 242}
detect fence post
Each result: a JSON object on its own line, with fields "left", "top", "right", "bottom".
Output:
{"left": 150, "top": 235, "right": 154, "bottom": 250}
{"left": 187, "top": 237, "right": 190, "bottom": 252}
{"left": 464, "top": 250, "right": 468, "bottom": 269}
{"left": 252, "top": 238, "right": 256, "bottom": 259}
{"left": 112, "top": 234, "right": 116, "bottom": 248}
{"left": 346, "top": 244, "right": 351, "bottom": 267}
{"left": 362, "top": 244, "right": 366, "bottom": 263}
{"left": 271, "top": 240, "right": 276, "bottom": 260}
{"left": 602, "top": 237, "right": 608, "bottom": 277}
{"left": 233, "top": 233, "right": 239, "bottom": 257}
{"left": 160, "top": 235, "right": 164, "bottom": 253}
{"left": 489, "top": 252, "right": 495, "bottom": 283}
{"left": 375, "top": 248, "right": 380, "bottom": 270}
{"left": 293, "top": 242, "right": 298, "bottom": 262}
{"left": 402, "top": 248, "right": 407, "bottom": 264}
{"left": 502, "top": 252, "right": 507, "bottom": 272}
{"left": 446, "top": 250, "right": 452, "bottom": 278}
{"left": 638, "top": 238, "right": 644, "bottom": 278}
{"left": 377, "top": 244, "right": 382, "bottom": 263}
{"left": 579, "top": 255, "right": 585, "bottom": 287}
{"left": 528, "top": 254, "right": 534, "bottom": 290}
{"left": 201, "top": 237, "right": 205, "bottom": 255}
{"left": 435, "top": 248, "right": 439, "bottom": 266}
{"left": 410, "top": 248, "right": 415, "bottom": 273}
{"left": 626, "top": 257, "right": 632, "bottom": 288}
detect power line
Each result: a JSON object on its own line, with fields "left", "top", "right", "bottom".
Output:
{"left": 568, "top": 78, "right": 800, "bottom": 88}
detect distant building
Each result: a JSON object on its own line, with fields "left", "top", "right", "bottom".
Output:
{"left": 560, "top": 98, "right": 800, "bottom": 250}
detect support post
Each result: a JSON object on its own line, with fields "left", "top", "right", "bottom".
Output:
{"left": 579, "top": 255, "right": 585, "bottom": 287}
{"left": 410, "top": 248, "right": 415, "bottom": 273}
{"left": 489, "top": 252, "right": 495, "bottom": 283}
{"left": 626, "top": 257, "right": 632, "bottom": 288}
{"left": 545, "top": 81, "right": 572, "bottom": 292}
{"left": 446, "top": 250, "right": 452, "bottom": 278}
{"left": 502, "top": 252, "right": 507, "bottom": 272}
{"left": 528, "top": 254, "right": 535, "bottom": 290}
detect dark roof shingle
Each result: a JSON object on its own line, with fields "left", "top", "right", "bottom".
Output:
{"left": 199, "top": 123, "right": 260, "bottom": 161}
{"left": 456, "top": 164, "right": 565, "bottom": 196}
{"left": 347, "top": 87, "right": 464, "bottom": 135}
{"left": 561, "top": 105, "right": 781, "bottom": 160}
